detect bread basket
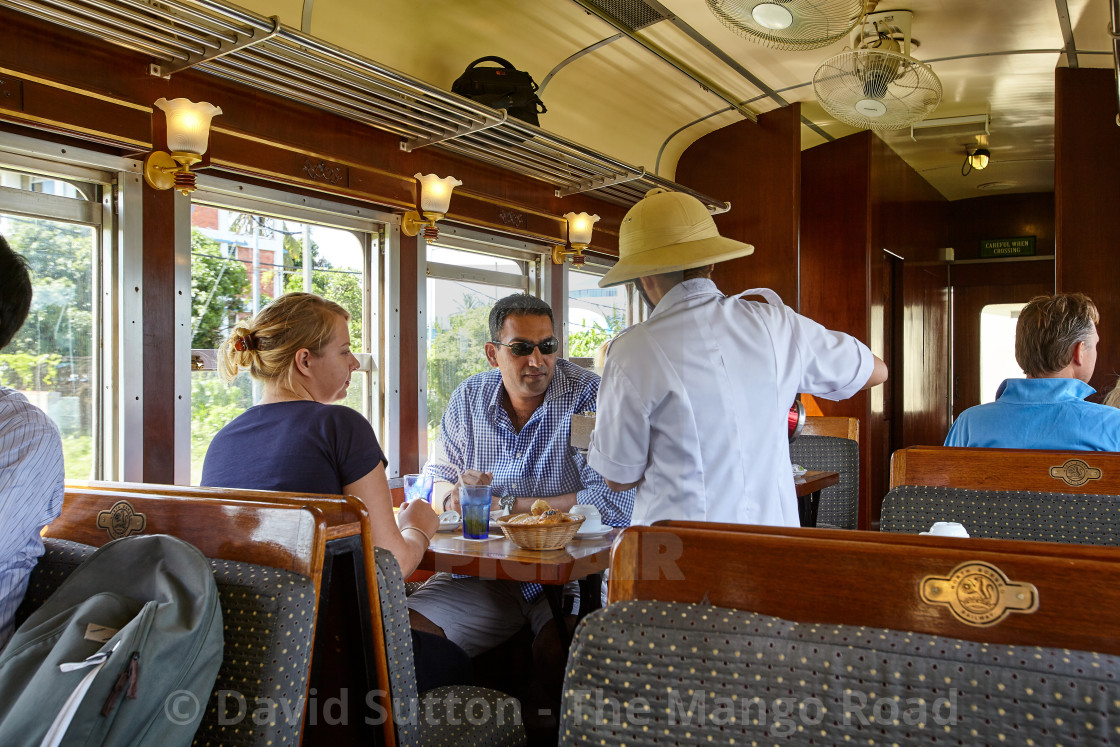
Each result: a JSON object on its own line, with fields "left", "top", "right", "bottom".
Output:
{"left": 496, "top": 513, "right": 585, "bottom": 551}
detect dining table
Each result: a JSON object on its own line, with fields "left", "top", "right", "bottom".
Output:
{"left": 796, "top": 469, "right": 840, "bottom": 528}
{"left": 418, "top": 526, "right": 620, "bottom": 631}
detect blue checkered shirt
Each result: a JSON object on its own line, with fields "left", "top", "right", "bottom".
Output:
{"left": 426, "top": 359, "right": 634, "bottom": 602}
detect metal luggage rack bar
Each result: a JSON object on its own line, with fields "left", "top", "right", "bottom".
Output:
{"left": 1, "top": 0, "right": 731, "bottom": 213}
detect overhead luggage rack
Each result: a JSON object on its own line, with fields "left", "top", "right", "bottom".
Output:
{"left": 1, "top": 0, "right": 731, "bottom": 213}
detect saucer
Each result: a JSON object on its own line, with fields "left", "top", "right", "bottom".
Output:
{"left": 576, "top": 523, "right": 612, "bottom": 538}
{"left": 436, "top": 520, "right": 462, "bottom": 533}
{"left": 792, "top": 464, "right": 807, "bottom": 477}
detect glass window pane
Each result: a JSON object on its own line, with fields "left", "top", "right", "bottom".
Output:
{"left": 979, "top": 302, "right": 1025, "bottom": 404}
{"left": 429, "top": 245, "right": 522, "bottom": 274}
{"left": 566, "top": 267, "right": 630, "bottom": 361}
{"left": 190, "top": 204, "right": 372, "bottom": 484}
{"left": 0, "top": 168, "right": 93, "bottom": 201}
{"left": 426, "top": 278, "right": 511, "bottom": 451}
{"left": 0, "top": 214, "right": 97, "bottom": 480}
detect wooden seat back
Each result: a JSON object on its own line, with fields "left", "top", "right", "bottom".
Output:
{"left": 52, "top": 486, "right": 326, "bottom": 577}
{"left": 801, "top": 415, "right": 859, "bottom": 440}
{"left": 68, "top": 480, "right": 392, "bottom": 745}
{"left": 571, "top": 523, "right": 1120, "bottom": 745}
{"left": 890, "top": 445, "right": 1120, "bottom": 493}
{"left": 41, "top": 488, "right": 328, "bottom": 746}
{"left": 609, "top": 524, "right": 1120, "bottom": 654}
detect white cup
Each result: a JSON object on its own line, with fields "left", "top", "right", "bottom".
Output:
{"left": 570, "top": 504, "right": 604, "bottom": 532}
{"left": 921, "top": 521, "right": 970, "bottom": 538}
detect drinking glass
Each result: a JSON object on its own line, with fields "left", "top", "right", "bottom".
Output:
{"left": 459, "top": 484, "right": 492, "bottom": 539}
{"left": 402, "top": 473, "right": 434, "bottom": 503}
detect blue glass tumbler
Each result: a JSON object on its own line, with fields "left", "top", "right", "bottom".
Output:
{"left": 402, "top": 473, "right": 434, "bottom": 503}
{"left": 459, "top": 484, "right": 492, "bottom": 539}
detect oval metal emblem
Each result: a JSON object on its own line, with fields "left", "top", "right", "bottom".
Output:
{"left": 96, "top": 500, "right": 147, "bottom": 540}
{"left": 1049, "top": 458, "right": 1102, "bottom": 487}
{"left": 920, "top": 561, "right": 1038, "bottom": 627}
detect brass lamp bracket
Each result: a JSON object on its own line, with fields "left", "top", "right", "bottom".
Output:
{"left": 552, "top": 244, "right": 586, "bottom": 266}
{"left": 144, "top": 151, "right": 201, "bottom": 195}
{"left": 401, "top": 210, "right": 444, "bottom": 237}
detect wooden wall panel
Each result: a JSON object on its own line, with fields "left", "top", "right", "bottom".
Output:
{"left": 801, "top": 132, "right": 874, "bottom": 524}
{"left": 676, "top": 104, "right": 801, "bottom": 306}
{"left": 947, "top": 193, "right": 1054, "bottom": 261}
{"left": 869, "top": 135, "right": 948, "bottom": 524}
{"left": 141, "top": 187, "right": 176, "bottom": 482}
{"left": 1055, "top": 67, "right": 1120, "bottom": 399}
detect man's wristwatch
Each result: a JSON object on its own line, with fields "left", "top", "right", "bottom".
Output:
{"left": 498, "top": 494, "right": 517, "bottom": 514}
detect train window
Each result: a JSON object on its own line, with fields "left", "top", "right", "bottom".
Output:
{"left": 424, "top": 236, "right": 540, "bottom": 453}
{"left": 188, "top": 186, "right": 382, "bottom": 484}
{"left": 564, "top": 259, "right": 645, "bottom": 369}
{"left": 0, "top": 165, "right": 105, "bottom": 480}
{"left": 979, "top": 302, "right": 1026, "bottom": 403}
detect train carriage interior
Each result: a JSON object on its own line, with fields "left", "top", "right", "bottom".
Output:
{"left": 1, "top": 0, "right": 1119, "bottom": 743}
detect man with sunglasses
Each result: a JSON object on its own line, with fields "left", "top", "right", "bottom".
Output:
{"left": 408, "top": 293, "right": 633, "bottom": 734}
{"left": 588, "top": 189, "right": 887, "bottom": 528}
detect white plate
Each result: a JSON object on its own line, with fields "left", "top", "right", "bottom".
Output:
{"left": 792, "top": 464, "right": 807, "bottom": 477}
{"left": 436, "top": 520, "right": 462, "bottom": 533}
{"left": 576, "top": 525, "right": 613, "bottom": 538}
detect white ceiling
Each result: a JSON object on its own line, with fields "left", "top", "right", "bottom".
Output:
{"left": 233, "top": 0, "right": 1115, "bottom": 202}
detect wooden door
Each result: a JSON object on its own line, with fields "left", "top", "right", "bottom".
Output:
{"left": 950, "top": 260, "right": 1054, "bottom": 419}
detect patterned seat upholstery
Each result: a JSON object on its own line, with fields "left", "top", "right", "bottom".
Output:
{"left": 881, "top": 485, "right": 1120, "bottom": 544}
{"left": 790, "top": 435, "right": 859, "bottom": 528}
{"left": 370, "top": 547, "right": 526, "bottom": 747}
{"left": 15, "top": 537, "right": 318, "bottom": 747}
{"left": 562, "top": 599, "right": 1120, "bottom": 745}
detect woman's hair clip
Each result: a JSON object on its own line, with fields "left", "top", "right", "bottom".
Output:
{"left": 233, "top": 333, "right": 257, "bottom": 352}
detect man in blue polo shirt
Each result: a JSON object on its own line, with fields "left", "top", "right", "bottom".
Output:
{"left": 945, "top": 292, "right": 1120, "bottom": 450}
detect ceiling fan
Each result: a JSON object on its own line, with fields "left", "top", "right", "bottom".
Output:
{"left": 706, "top": 0, "right": 866, "bottom": 50}
{"left": 813, "top": 10, "right": 942, "bottom": 130}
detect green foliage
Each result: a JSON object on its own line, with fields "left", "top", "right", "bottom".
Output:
{"left": 0, "top": 352, "right": 63, "bottom": 389}
{"left": 427, "top": 295, "right": 492, "bottom": 432}
{"left": 191, "top": 229, "right": 249, "bottom": 348}
{"left": 190, "top": 375, "right": 252, "bottom": 484}
{"left": 568, "top": 309, "right": 626, "bottom": 358}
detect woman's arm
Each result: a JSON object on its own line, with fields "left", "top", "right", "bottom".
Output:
{"left": 344, "top": 463, "right": 438, "bottom": 576}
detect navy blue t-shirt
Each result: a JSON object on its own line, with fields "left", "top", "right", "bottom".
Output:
{"left": 201, "top": 400, "right": 386, "bottom": 494}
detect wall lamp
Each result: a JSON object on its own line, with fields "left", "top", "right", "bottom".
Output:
{"left": 401, "top": 173, "right": 462, "bottom": 240}
{"left": 144, "top": 97, "right": 222, "bottom": 196}
{"left": 961, "top": 146, "right": 991, "bottom": 176}
{"left": 552, "top": 212, "right": 600, "bottom": 267}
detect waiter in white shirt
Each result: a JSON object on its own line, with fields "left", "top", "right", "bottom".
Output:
{"left": 587, "top": 189, "right": 887, "bottom": 527}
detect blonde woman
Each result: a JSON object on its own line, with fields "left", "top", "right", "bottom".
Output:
{"left": 201, "top": 292, "right": 438, "bottom": 574}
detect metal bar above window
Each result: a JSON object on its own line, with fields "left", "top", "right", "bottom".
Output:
{"left": 426, "top": 261, "right": 528, "bottom": 290}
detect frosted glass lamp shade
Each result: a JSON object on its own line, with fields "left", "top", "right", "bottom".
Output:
{"left": 154, "top": 97, "right": 222, "bottom": 154}
{"left": 414, "top": 173, "right": 462, "bottom": 214}
{"left": 564, "top": 212, "right": 599, "bottom": 246}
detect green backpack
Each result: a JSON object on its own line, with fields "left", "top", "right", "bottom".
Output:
{"left": 0, "top": 534, "right": 224, "bottom": 746}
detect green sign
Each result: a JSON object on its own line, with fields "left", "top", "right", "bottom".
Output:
{"left": 980, "top": 236, "right": 1036, "bottom": 258}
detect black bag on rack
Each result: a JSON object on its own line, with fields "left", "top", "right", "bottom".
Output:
{"left": 451, "top": 56, "right": 547, "bottom": 127}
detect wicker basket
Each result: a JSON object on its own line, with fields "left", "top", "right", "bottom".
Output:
{"left": 496, "top": 513, "right": 585, "bottom": 551}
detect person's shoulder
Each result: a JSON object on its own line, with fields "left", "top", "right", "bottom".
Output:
{"left": 318, "top": 402, "right": 375, "bottom": 430}
{"left": 556, "top": 358, "right": 600, "bottom": 387}
{"left": 0, "top": 387, "right": 61, "bottom": 440}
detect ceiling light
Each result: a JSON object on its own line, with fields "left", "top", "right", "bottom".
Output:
{"left": 751, "top": 3, "right": 794, "bottom": 30}
{"left": 961, "top": 147, "right": 991, "bottom": 176}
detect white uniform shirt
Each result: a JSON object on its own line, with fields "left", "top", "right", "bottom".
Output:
{"left": 587, "top": 279, "right": 872, "bottom": 527}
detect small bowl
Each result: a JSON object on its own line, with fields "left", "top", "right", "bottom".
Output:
{"left": 496, "top": 513, "right": 585, "bottom": 551}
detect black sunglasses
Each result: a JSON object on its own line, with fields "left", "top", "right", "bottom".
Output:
{"left": 492, "top": 337, "right": 560, "bottom": 356}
